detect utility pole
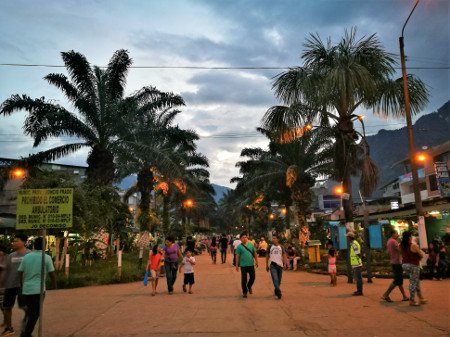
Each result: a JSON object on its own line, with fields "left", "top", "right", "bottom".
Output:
{"left": 399, "top": 0, "right": 427, "bottom": 247}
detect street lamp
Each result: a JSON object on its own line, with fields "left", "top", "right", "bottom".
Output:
{"left": 399, "top": 0, "right": 427, "bottom": 247}
{"left": 11, "top": 168, "right": 26, "bottom": 179}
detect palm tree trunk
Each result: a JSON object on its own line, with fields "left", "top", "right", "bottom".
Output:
{"left": 136, "top": 167, "right": 154, "bottom": 231}
{"left": 162, "top": 194, "right": 170, "bottom": 235}
{"left": 86, "top": 145, "right": 115, "bottom": 185}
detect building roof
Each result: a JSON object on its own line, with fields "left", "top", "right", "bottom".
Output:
{"left": 0, "top": 157, "right": 87, "bottom": 169}
{"left": 392, "top": 140, "right": 450, "bottom": 167}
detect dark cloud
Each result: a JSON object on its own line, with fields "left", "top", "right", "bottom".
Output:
{"left": 182, "top": 71, "right": 277, "bottom": 106}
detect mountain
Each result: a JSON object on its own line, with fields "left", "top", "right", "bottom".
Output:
{"left": 212, "top": 183, "right": 230, "bottom": 203}
{"left": 115, "top": 176, "right": 230, "bottom": 204}
{"left": 363, "top": 100, "right": 450, "bottom": 197}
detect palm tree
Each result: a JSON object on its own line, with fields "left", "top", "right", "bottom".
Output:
{"left": 234, "top": 128, "right": 333, "bottom": 246}
{"left": 261, "top": 28, "right": 429, "bottom": 226}
{"left": 1, "top": 49, "right": 148, "bottom": 185}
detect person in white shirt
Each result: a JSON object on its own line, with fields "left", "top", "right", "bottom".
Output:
{"left": 232, "top": 235, "right": 241, "bottom": 266}
{"left": 266, "top": 233, "right": 287, "bottom": 299}
{"left": 179, "top": 250, "right": 196, "bottom": 294}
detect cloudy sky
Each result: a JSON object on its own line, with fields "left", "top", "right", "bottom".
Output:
{"left": 0, "top": 0, "right": 448, "bottom": 187}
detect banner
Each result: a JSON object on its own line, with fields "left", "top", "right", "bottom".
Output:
{"left": 434, "top": 161, "right": 450, "bottom": 197}
{"left": 16, "top": 188, "right": 73, "bottom": 230}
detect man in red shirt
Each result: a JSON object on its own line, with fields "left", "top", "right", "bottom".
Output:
{"left": 381, "top": 230, "right": 409, "bottom": 302}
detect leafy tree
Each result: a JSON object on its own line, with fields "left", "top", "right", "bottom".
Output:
{"left": 234, "top": 128, "right": 333, "bottom": 245}
{"left": 1, "top": 50, "right": 149, "bottom": 185}
{"left": 261, "top": 28, "right": 429, "bottom": 226}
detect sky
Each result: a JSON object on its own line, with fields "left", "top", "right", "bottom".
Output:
{"left": 0, "top": 0, "right": 449, "bottom": 187}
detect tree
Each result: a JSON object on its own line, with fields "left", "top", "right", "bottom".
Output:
{"left": 261, "top": 28, "right": 428, "bottom": 226}
{"left": 234, "top": 128, "right": 333, "bottom": 246}
{"left": 2, "top": 50, "right": 145, "bottom": 185}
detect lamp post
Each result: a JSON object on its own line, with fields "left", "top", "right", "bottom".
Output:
{"left": 399, "top": 0, "right": 427, "bottom": 247}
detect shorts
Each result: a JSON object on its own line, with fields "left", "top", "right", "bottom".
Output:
{"left": 328, "top": 265, "right": 337, "bottom": 274}
{"left": 3, "top": 287, "right": 25, "bottom": 309}
{"left": 392, "top": 264, "right": 404, "bottom": 286}
{"left": 184, "top": 273, "right": 195, "bottom": 285}
{"left": 150, "top": 269, "right": 160, "bottom": 279}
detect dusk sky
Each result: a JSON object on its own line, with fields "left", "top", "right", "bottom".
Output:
{"left": 0, "top": 0, "right": 448, "bottom": 187}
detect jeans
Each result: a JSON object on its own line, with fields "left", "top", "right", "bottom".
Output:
{"left": 21, "top": 294, "right": 42, "bottom": 337}
{"left": 269, "top": 263, "right": 283, "bottom": 295}
{"left": 403, "top": 263, "right": 421, "bottom": 300}
{"left": 240, "top": 266, "right": 255, "bottom": 294}
{"left": 210, "top": 249, "right": 217, "bottom": 263}
{"left": 164, "top": 261, "right": 178, "bottom": 292}
{"left": 353, "top": 266, "right": 363, "bottom": 293}
{"left": 220, "top": 249, "right": 227, "bottom": 263}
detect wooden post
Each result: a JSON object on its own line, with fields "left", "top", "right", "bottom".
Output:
{"left": 117, "top": 250, "right": 122, "bottom": 280}
{"left": 65, "top": 254, "right": 70, "bottom": 278}
{"left": 38, "top": 230, "right": 46, "bottom": 337}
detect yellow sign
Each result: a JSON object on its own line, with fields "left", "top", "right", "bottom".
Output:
{"left": 16, "top": 188, "right": 73, "bottom": 230}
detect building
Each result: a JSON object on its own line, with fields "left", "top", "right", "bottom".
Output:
{"left": 395, "top": 141, "right": 450, "bottom": 205}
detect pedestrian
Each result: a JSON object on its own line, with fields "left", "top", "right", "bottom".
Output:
{"left": 185, "top": 236, "right": 196, "bottom": 255}
{"left": 232, "top": 235, "right": 241, "bottom": 266}
{"left": 163, "top": 236, "right": 182, "bottom": 295}
{"left": 17, "top": 237, "right": 57, "bottom": 337}
{"left": 235, "top": 232, "right": 258, "bottom": 298}
{"left": 1, "top": 234, "right": 30, "bottom": 337}
{"left": 327, "top": 246, "right": 338, "bottom": 287}
{"left": 219, "top": 234, "right": 228, "bottom": 264}
{"left": 438, "top": 241, "right": 447, "bottom": 279}
{"left": 426, "top": 240, "right": 441, "bottom": 280}
{"left": 381, "top": 230, "right": 409, "bottom": 302}
{"left": 179, "top": 249, "right": 196, "bottom": 294}
{"left": 209, "top": 237, "right": 218, "bottom": 264}
{"left": 346, "top": 231, "right": 363, "bottom": 296}
{"left": 265, "top": 233, "right": 286, "bottom": 299}
{"left": 147, "top": 244, "right": 163, "bottom": 296}
{"left": 401, "top": 231, "right": 427, "bottom": 306}
{"left": 257, "top": 237, "right": 268, "bottom": 257}
{"left": 286, "top": 245, "right": 300, "bottom": 270}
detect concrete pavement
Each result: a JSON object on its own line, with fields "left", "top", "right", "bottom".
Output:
{"left": 11, "top": 254, "right": 449, "bottom": 337}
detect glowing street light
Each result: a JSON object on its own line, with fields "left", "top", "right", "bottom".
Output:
{"left": 184, "top": 199, "right": 194, "bottom": 208}
{"left": 11, "top": 168, "right": 26, "bottom": 179}
{"left": 334, "top": 186, "right": 344, "bottom": 196}
{"left": 269, "top": 214, "right": 275, "bottom": 220}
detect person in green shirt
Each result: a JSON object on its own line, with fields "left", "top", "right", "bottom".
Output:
{"left": 18, "top": 237, "right": 56, "bottom": 337}
{"left": 235, "top": 232, "right": 258, "bottom": 298}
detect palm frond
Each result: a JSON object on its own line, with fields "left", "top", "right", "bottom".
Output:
{"left": 25, "top": 142, "right": 88, "bottom": 164}
{"left": 106, "top": 49, "right": 132, "bottom": 101}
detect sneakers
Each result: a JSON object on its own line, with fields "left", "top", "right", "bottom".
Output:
{"left": 0, "top": 327, "right": 14, "bottom": 336}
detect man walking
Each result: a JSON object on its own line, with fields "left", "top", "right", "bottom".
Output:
{"left": 381, "top": 230, "right": 409, "bottom": 302}
{"left": 219, "top": 234, "right": 228, "bottom": 264}
{"left": 266, "top": 233, "right": 286, "bottom": 299}
{"left": 347, "top": 232, "right": 363, "bottom": 296}
{"left": 1, "top": 234, "right": 30, "bottom": 336}
{"left": 18, "top": 237, "right": 56, "bottom": 337}
{"left": 235, "top": 232, "right": 258, "bottom": 298}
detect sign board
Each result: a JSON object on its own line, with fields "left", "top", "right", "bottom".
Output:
{"left": 390, "top": 201, "right": 399, "bottom": 210}
{"left": 434, "top": 161, "right": 450, "bottom": 197}
{"left": 16, "top": 188, "right": 73, "bottom": 230}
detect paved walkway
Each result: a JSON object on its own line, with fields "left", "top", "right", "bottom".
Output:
{"left": 11, "top": 254, "right": 449, "bottom": 337}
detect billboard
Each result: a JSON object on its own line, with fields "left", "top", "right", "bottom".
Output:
{"left": 16, "top": 188, "right": 73, "bottom": 230}
{"left": 434, "top": 161, "right": 450, "bottom": 197}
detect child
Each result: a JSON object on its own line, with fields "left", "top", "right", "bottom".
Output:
{"left": 179, "top": 249, "right": 196, "bottom": 294}
{"left": 147, "top": 245, "right": 163, "bottom": 296}
{"left": 328, "top": 247, "right": 338, "bottom": 286}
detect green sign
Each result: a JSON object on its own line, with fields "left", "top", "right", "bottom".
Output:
{"left": 16, "top": 188, "right": 73, "bottom": 230}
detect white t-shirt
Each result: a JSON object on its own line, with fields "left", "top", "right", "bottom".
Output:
{"left": 233, "top": 240, "right": 241, "bottom": 250}
{"left": 183, "top": 256, "right": 195, "bottom": 274}
{"left": 269, "top": 245, "right": 284, "bottom": 267}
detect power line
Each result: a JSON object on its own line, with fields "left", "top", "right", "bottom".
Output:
{"left": 0, "top": 63, "right": 448, "bottom": 70}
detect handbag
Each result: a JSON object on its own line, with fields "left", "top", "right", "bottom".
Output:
{"left": 143, "top": 270, "right": 149, "bottom": 286}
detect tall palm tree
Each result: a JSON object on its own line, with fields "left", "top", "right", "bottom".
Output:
{"left": 235, "top": 128, "right": 333, "bottom": 246}
{"left": 261, "top": 28, "right": 429, "bottom": 225}
{"left": 1, "top": 49, "right": 148, "bottom": 185}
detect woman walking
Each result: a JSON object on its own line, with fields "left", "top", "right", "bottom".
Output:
{"left": 210, "top": 237, "right": 218, "bottom": 264}
{"left": 163, "top": 236, "right": 182, "bottom": 294}
{"left": 401, "top": 231, "right": 427, "bottom": 306}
